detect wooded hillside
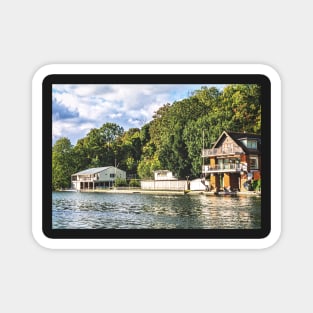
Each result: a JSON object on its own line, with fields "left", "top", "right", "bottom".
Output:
{"left": 52, "top": 84, "right": 261, "bottom": 190}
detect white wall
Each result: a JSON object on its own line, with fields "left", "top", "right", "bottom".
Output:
{"left": 72, "top": 181, "right": 80, "bottom": 190}
{"left": 98, "top": 167, "right": 126, "bottom": 181}
{"left": 141, "top": 180, "right": 186, "bottom": 190}
{"left": 190, "top": 179, "right": 208, "bottom": 191}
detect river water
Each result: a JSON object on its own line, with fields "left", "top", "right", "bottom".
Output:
{"left": 52, "top": 191, "right": 261, "bottom": 229}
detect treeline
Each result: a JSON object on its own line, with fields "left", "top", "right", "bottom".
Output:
{"left": 52, "top": 84, "right": 261, "bottom": 190}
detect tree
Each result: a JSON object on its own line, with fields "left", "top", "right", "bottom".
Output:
{"left": 117, "top": 128, "right": 142, "bottom": 174}
{"left": 159, "top": 121, "right": 190, "bottom": 178}
{"left": 52, "top": 137, "right": 76, "bottom": 190}
{"left": 73, "top": 123, "right": 125, "bottom": 170}
{"left": 219, "top": 84, "right": 261, "bottom": 133}
{"left": 140, "top": 123, "right": 151, "bottom": 146}
{"left": 137, "top": 156, "right": 161, "bottom": 179}
{"left": 183, "top": 116, "right": 213, "bottom": 177}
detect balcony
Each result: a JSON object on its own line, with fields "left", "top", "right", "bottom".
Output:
{"left": 202, "top": 146, "right": 243, "bottom": 157}
{"left": 72, "top": 176, "right": 97, "bottom": 182}
{"left": 202, "top": 163, "right": 243, "bottom": 174}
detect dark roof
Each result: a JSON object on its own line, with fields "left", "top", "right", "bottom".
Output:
{"left": 213, "top": 131, "right": 261, "bottom": 154}
{"left": 227, "top": 131, "right": 261, "bottom": 141}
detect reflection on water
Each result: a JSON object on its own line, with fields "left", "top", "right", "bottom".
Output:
{"left": 52, "top": 192, "right": 261, "bottom": 229}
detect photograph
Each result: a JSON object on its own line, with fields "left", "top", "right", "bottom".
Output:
{"left": 51, "top": 82, "right": 263, "bottom": 231}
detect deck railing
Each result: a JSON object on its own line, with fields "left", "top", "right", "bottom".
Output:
{"left": 72, "top": 176, "right": 96, "bottom": 182}
{"left": 202, "top": 146, "right": 243, "bottom": 157}
{"left": 202, "top": 164, "right": 242, "bottom": 173}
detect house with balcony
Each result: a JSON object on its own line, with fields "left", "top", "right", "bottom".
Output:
{"left": 202, "top": 131, "right": 261, "bottom": 191}
{"left": 71, "top": 166, "right": 126, "bottom": 191}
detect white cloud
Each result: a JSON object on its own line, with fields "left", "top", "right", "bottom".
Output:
{"left": 53, "top": 119, "right": 95, "bottom": 144}
{"left": 109, "top": 113, "right": 122, "bottom": 119}
{"left": 127, "top": 118, "right": 142, "bottom": 127}
{"left": 52, "top": 83, "right": 224, "bottom": 145}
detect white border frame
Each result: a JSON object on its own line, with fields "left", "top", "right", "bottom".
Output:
{"left": 32, "top": 64, "right": 281, "bottom": 249}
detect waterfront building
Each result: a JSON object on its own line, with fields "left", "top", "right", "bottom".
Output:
{"left": 71, "top": 166, "right": 126, "bottom": 191}
{"left": 154, "top": 170, "right": 177, "bottom": 181}
{"left": 141, "top": 170, "right": 186, "bottom": 191}
{"left": 202, "top": 131, "right": 261, "bottom": 191}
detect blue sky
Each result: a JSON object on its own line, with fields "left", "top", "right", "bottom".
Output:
{"left": 52, "top": 84, "right": 225, "bottom": 145}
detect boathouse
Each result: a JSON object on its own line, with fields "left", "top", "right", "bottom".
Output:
{"left": 141, "top": 170, "right": 187, "bottom": 191}
{"left": 154, "top": 170, "right": 177, "bottom": 181}
{"left": 202, "top": 131, "right": 261, "bottom": 191}
{"left": 71, "top": 166, "right": 126, "bottom": 191}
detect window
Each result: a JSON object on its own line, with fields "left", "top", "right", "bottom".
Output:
{"left": 250, "top": 157, "right": 258, "bottom": 170}
{"left": 247, "top": 140, "right": 257, "bottom": 149}
{"left": 110, "top": 173, "right": 115, "bottom": 178}
{"left": 218, "top": 159, "right": 224, "bottom": 169}
{"left": 241, "top": 139, "right": 257, "bottom": 149}
{"left": 224, "top": 158, "right": 229, "bottom": 169}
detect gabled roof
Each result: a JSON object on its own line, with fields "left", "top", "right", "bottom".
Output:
{"left": 213, "top": 131, "right": 261, "bottom": 154}
{"left": 227, "top": 131, "right": 261, "bottom": 141}
{"left": 72, "top": 167, "right": 113, "bottom": 176}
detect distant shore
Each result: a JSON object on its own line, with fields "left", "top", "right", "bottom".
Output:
{"left": 59, "top": 188, "right": 261, "bottom": 197}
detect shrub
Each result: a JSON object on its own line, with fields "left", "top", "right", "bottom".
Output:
{"left": 252, "top": 179, "right": 261, "bottom": 191}
{"left": 115, "top": 178, "right": 128, "bottom": 187}
{"left": 129, "top": 179, "right": 140, "bottom": 187}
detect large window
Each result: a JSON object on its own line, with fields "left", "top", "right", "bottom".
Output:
{"left": 241, "top": 139, "right": 257, "bottom": 149}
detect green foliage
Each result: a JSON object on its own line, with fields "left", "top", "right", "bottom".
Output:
{"left": 183, "top": 116, "right": 213, "bottom": 177}
{"left": 140, "top": 123, "right": 150, "bottom": 145}
{"left": 220, "top": 84, "right": 261, "bottom": 133}
{"left": 252, "top": 179, "right": 261, "bottom": 191}
{"left": 137, "top": 156, "right": 161, "bottom": 179}
{"left": 76, "top": 122, "right": 124, "bottom": 169}
{"left": 52, "top": 137, "right": 76, "bottom": 190}
{"left": 159, "top": 121, "right": 190, "bottom": 178}
{"left": 129, "top": 179, "right": 141, "bottom": 187}
{"left": 114, "top": 178, "right": 128, "bottom": 187}
{"left": 117, "top": 128, "right": 141, "bottom": 174}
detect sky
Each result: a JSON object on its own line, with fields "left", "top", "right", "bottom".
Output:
{"left": 52, "top": 84, "right": 225, "bottom": 145}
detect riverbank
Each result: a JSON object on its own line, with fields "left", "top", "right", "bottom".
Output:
{"left": 203, "top": 190, "right": 261, "bottom": 197}
{"left": 80, "top": 188, "right": 185, "bottom": 196}
{"left": 65, "top": 188, "right": 261, "bottom": 197}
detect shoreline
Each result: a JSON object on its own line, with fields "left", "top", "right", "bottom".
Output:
{"left": 59, "top": 188, "right": 261, "bottom": 197}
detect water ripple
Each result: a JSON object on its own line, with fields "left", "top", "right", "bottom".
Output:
{"left": 52, "top": 192, "right": 261, "bottom": 229}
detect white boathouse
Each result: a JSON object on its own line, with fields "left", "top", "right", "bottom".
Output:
{"left": 71, "top": 166, "right": 126, "bottom": 191}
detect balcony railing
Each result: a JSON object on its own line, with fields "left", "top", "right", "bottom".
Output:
{"left": 202, "top": 164, "right": 243, "bottom": 173}
{"left": 202, "top": 146, "right": 243, "bottom": 157}
{"left": 72, "top": 176, "right": 97, "bottom": 182}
